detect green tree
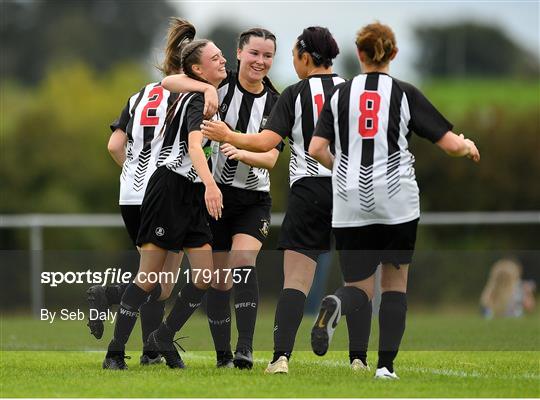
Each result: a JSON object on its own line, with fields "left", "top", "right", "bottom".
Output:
{"left": 1, "top": 0, "right": 176, "bottom": 85}
{"left": 414, "top": 22, "right": 539, "bottom": 78}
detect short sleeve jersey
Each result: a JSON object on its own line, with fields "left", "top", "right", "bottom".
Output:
{"left": 213, "top": 70, "right": 280, "bottom": 192}
{"left": 110, "top": 82, "right": 177, "bottom": 205}
{"left": 264, "top": 73, "right": 345, "bottom": 186}
{"left": 313, "top": 72, "right": 453, "bottom": 227}
{"left": 156, "top": 92, "right": 219, "bottom": 182}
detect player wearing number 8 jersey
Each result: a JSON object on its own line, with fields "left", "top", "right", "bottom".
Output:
{"left": 309, "top": 22, "right": 480, "bottom": 379}
{"left": 201, "top": 26, "right": 344, "bottom": 374}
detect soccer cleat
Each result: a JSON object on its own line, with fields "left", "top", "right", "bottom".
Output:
{"left": 140, "top": 352, "right": 162, "bottom": 365}
{"left": 102, "top": 353, "right": 130, "bottom": 370}
{"left": 147, "top": 331, "right": 186, "bottom": 369}
{"left": 86, "top": 285, "right": 109, "bottom": 339}
{"left": 375, "top": 367, "right": 399, "bottom": 379}
{"left": 233, "top": 348, "right": 253, "bottom": 370}
{"left": 216, "top": 352, "right": 234, "bottom": 368}
{"left": 264, "top": 356, "right": 289, "bottom": 374}
{"left": 311, "top": 295, "right": 341, "bottom": 356}
{"left": 351, "top": 359, "right": 370, "bottom": 371}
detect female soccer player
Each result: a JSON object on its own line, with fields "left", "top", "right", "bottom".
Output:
{"left": 162, "top": 28, "right": 280, "bottom": 370}
{"left": 201, "top": 26, "right": 344, "bottom": 374}
{"left": 88, "top": 18, "right": 216, "bottom": 365}
{"left": 308, "top": 22, "right": 480, "bottom": 379}
{"left": 103, "top": 29, "right": 227, "bottom": 370}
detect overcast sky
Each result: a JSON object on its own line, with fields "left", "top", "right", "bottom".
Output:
{"left": 167, "top": 1, "right": 539, "bottom": 85}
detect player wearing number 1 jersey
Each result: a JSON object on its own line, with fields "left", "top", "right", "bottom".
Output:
{"left": 309, "top": 22, "right": 480, "bottom": 379}
{"left": 201, "top": 27, "right": 344, "bottom": 374}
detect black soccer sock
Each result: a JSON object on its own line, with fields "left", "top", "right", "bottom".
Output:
{"left": 334, "top": 286, "right": 371, "bottom": 364}
{"left": 163, "top": 282, "right": 207, "bottom": 337}
{"left": 140, "top": 300, "right": 165, "bottom": 354}
{"left": 106, "top": 283, "right": 148, "bottom": 356}
{"left": 272, "top": 288, "right": 306, "bottom": 362}
{"left": 347, "top": 300, "right": 372, "bottom": 365}
{"left": 105, "top": 282, "right": 129, "bottom": 305}
{"left": 378, "top": 291, "right": 407, "bottom": 372}
{"left": 146, "top": 284, "right": 162, "bottom": 302}
{"left": 207, "top": 287, "right": 232, "bottom": 353}
{"left": 233, "top": 266, "right": 258, "bottom": 351}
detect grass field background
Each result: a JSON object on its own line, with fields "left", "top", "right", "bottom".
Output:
{"left": 1, "top": 308, "right": 539, "bottom": 397}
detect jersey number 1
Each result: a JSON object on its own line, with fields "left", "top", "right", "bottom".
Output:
{"left": 358, "top": 92, "right": 380, "bottom": 138}
{"left": 140, "top": 86, "right": 164, "bottom": 126}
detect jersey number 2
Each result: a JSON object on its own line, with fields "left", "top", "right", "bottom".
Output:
{"left": 358, "top": 92, "right": 380, "bottom": 138}
{"left": 140, "top": 86, "right": 164, "bottom": 126}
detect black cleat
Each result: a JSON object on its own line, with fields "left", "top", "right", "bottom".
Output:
{"left": 216, "top": 351, "right": 234, "bottom": 368}
{"left": 102, "top": 353, "right": 130, "bottom": 370}
{"left": 233, "top": 347, "right": 253, "bottom": 370}
{"left": 311, "top": 295, "right": 341, "bottom": 356}
{"left": 140, "top": 352, "right": 162, "bottom": 365}
{"left": 86, "top": 285, "right": 109, "bottom": 339}
{"left": 147, "top": 331, "right": 186, "bottom": 369}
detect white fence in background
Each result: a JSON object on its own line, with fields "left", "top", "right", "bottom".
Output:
{"left": 1, "top": 212, "right": 539, "bottom": 317}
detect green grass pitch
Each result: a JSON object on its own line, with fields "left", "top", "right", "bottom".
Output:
{"left": 1, "top": 309, "right": 539, "bottom": 397}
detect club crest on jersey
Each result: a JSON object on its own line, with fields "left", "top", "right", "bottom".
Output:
{"left": 259, "top": 116, "right": 269, "bottom": 131}
{"left": 219, "top": 103, "right": 228, "bottom": 113}
{"left": 155, "top": 227, "right": 165, "bottom": 237}
{"left": 259, "top": 219, "right": 270, "bottom": 238}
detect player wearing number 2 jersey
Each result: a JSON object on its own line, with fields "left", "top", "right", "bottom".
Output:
{"left": 201, "top": 26, "right": 344, "bottom": 374}
{"left": 309, "top": 22, "right": 480, "bottom": 379}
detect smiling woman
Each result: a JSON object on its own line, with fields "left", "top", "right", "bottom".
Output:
{"left": 162, "top": 27, "right": 281, "bottom": 370}
{"left": 102, "top": 29, "right": 228, "bottom": 371}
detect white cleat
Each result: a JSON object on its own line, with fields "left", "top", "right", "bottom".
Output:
{"left": 264, "top": 356, "right": 289, "bottom": 374}
{"left": 351, "top": 359, "right": 370, "bottom": 371}
{"left": 311, "top": 295, "right": 341, "bottom": 356}
{"left": 375, "top": 367, "right": 399, "bottom": 379}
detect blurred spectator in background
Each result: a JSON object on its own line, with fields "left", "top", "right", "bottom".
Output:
{"left": 480, "top": 259, "right": 536, "bottom": 318}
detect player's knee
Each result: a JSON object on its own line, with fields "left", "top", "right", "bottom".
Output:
{"left": 212, "top": 280, "right": 232, "bottom": 291}
{"left": 159, "top": 282, "right": 175, "bottom": 300}
{"left": 345, "top": 281, "right": 374, "bottom": 300}
{"left": 193, "top": 281, "right": 211, "bottom": 290}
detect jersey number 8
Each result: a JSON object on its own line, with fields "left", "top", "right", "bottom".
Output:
{"left": 358, "top": 92, "right": 381, "bottom": 138}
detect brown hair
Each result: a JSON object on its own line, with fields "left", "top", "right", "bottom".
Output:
{"left": 181, "top": 39, "right": 212, "bottom": 82}
{"left": 159, "top": 17, "right": 196, "bottom": 76}
{"left": 237, "top": 27, "right": 279, "bottom": 94}
{"left": 356, "top": 22, "right": 397, "bottom": 66}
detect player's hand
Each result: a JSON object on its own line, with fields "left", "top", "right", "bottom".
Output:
{"left": 201, "top": 120, "right": 231, "bottom": 142}
{"left": 202, "top": 87, "right": 219, "bottom": 119}
{"left": 220, "top": 143, "right": 245, "bottom": 162}
{"left": 204, "top": 183, "right": 223, "bottom": 220}
{"left": 465, "top": 138, "right": 480, "bottom": 163}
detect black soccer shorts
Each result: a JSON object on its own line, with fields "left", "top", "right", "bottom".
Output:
{"left": 334, "top": 218, "right": 419, "bottom": 282}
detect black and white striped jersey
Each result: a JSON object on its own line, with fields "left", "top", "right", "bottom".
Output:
{"left": 111, "top": 82, "right": 177, "bottom": 205}
{"left": 156, "top": 92, "right": 218, "bottom": 182}
{"left": 214, "top": 70, "right": 280, "bottom": 192}
{"left": 265, "top": 73, "right": 345, "bottom": 186}
{"left": 314, "top": 72, "right": 452, "bottom": 227}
